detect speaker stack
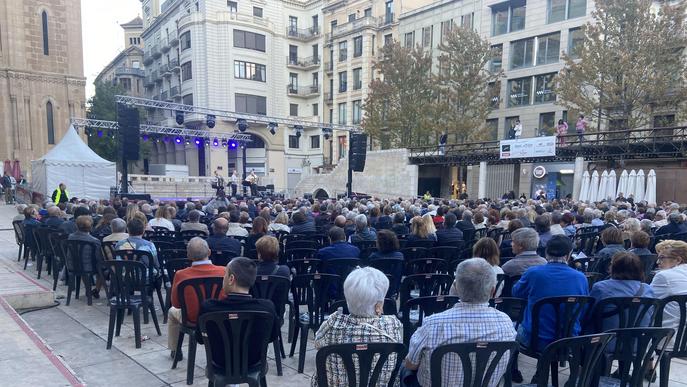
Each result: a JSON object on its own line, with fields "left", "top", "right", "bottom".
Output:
{"left": 349, "top": 133, "right": 367, "bottom": 172}
{"left": 117, "top": 104, "right": 141, "bottom": 161}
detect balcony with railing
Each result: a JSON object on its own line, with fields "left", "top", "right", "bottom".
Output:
{"left": 115, "top": 67, "right": 145, "bottom": 77}
{"left": 325, "top": 92, "right": 334, "bottom": 103}
{"left": 170, "top": 58, "right": 180, "bottom": 71}
{"left": 169, "top": 32, "right": 179, "bottom": 46}
{"left": 331, "top": 16, "right": 378, "bottom": 39}
{"left": 151, "top": 45, "right": 161, "bottom": 59}
{"left": 286, "top": 25, "right": 321, "bottom": 41}
{"left": 160, "top": 91, "right": 169, "bottom": 101}
{"left": 379, "top": 13, "right": 395, "bottom": 27}
{"left": 161, "top": 38, "right": 170, "bottom": 52}
{"left": 143, "top": 53, "right": 154, "bottom": 65}
{"left": 286, "top": 55, "right": 321, "bottom": 70}
{"left": 170, "top": 86, "right": 180, "bottom": 98}
{"left": 144, "top": 75, "right": 155, "bottom": 87}
{"left": 324, "top": 61, "right": 333, "bottom": 73}
{"left": 287, "top": 84, "right": 321, "bottom": 97}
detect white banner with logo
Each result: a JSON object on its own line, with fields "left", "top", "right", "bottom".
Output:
{"left": 499, "top": 136, "right": 556, "bottom": 160}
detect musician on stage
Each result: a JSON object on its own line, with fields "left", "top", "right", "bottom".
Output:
{"left": 213, "top": 170, "right": 225, "bottom": 197}
{"left": 230, "top": 170, "right": 238, "bottom": 197}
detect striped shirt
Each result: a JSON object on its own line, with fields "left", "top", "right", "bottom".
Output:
{"left": 407, "top": 302, "right": 516, "bottom": 387}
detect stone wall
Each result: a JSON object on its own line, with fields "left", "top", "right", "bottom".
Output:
{"left": 294, "top": 149, "right": 418, "bottom": 199}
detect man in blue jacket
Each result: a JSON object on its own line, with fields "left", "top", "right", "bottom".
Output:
{"left": 512, "top": 234, "right": 588, "bottom": 383}
{"left": 317, "top": 226, "right": 360, "bottom": 262}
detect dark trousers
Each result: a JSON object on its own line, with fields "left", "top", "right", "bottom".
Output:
{"left": 230, "top": 184, "right": 237, "bottom": 197}
{"left": 250, "top": 183, "right": 257, "bottom": 197}
{"left": 400, "top": 365, "right": 421, "bottom": 387}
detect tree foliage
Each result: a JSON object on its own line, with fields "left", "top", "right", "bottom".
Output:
{"left": 555, "top": 0, "right": 687, "bottom": 130}
{"left": 362, "top": 27, "right": 499, "bottom": 148}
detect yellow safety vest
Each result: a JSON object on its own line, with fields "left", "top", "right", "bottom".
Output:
{"left": 54, "top": 188, "right": 69, "bottom": 204}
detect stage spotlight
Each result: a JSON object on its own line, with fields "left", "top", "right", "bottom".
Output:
{"left": 213, "top": 138, "right": 219, "bottom": 147}
{"left": 97, "top": 129, "right": 103, "bottom": 138}
{"left": 185, "top": 137, "right": 191, "bottom": 145}
{"left": 229, "top": 140, "right": 237, "bottom": 149}
{"left": 221, "top": 139, "right": 227, "bottom": 147}
{"left": 194, "top": 138, "right": 202, "bottom": 146}
{"left": 85, "top": 127, "right": 93, "bottom": 137}
{"left": 108, "top": 130, "right": 116, "bottom": 139}
{"left": 294, "top": 125, "right": 303, "bottom": 139}
{"left": 207, "top": 114, "right": 216, "bottom": 128}
{"left": 237, "top": 119, "right": 248, "bottom": 132}
{"left": 175, "top": 111, "right": 184, "bottom": 125}
{"left": 268, "top": 122, "right": 278, "bottom": 135}
{"left": 322, "top": 127, "right": 332, "bottom": 140}
{"left": 163, "top": 136, "right": 170, "bottom": 143}
{"left": 205, "top": 139, "right": 210, "bottom": 147}
{"left": 175, "top": 136, "right": 183, "bottom": 144}
{"left": 142, "top": 134, "right": 149, "bottom": 142}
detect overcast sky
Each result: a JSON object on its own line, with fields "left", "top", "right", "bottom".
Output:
{"left": 82, "top": 0, "right": 142, "bottom": 99}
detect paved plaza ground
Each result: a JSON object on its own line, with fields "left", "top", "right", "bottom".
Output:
{"left": 1, "top": 204, "right": 687, "bottom": 386}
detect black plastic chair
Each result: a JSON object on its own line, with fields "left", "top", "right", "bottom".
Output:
{"left": 162, "top": 258, "right": 191, "bottom": 323}
{"left": 289, "top": 273, "right": 340, "bottom": 373}
{"left": 33, "top": 227, "right": 57, "bottom": 279}
{"left": 656, "top": 295, "right": 687, "bottom": 387}
{"left": 521, "top": 333, "right": 615, "bottom": 387}
{"left": 101, "top": 240, "right": 118, "bottom": 261}
{"left": 353, "top": 240, "right": 377, "bottom": 251}
{"left": 399, "top": 273, "right": 454, "bottom": 307}
{"left": 518, "top": 296, "right": 595, "bottom": 387}
{"left": 210, "top": 250, "right": 239, "bottom": 267}
{"left": 500, "top": 274, "right": 522, "bottom": 298}
{"left": 406, "top": 239, "right": 435, "bottom": 249}
{"left": 637, "top": 254, "right": 658, "bottom": 282}
{"left": 114, "top": 249, "right": 165, "bottom": 323}
{"left": 250, "top": 275, "right": 291, "bottom": 376}
{"left": 180, "top": 229, "right": 208, "bottom": 242}
{"left": 430, "top": 341, "right": 518, "bottom": 387}
{"left": 286, "top": 258, "right": 322, "bottom": 275}
{"left": 400, "top": 247, "right": 430, "bottom": 261}
{"left": 103, "top": 260, "right": 161, "bottom": 349}
{"left": 404, "top": 258, "right": 447, "bottom": 275}
{"left": 431, "top": 246, "right": 460, "bottom": 261}
{"left": 329, "top": 298, "right": 398, "bottom": 316}
{"left": 368, "top": 258, "right": 404, "bottom": 298}
{"left": 12, "top": 220, "right": 25, "bottom": 262}
{"left": 400, "top": 295, "right": 460, "bottom": 346}
{"left": 284, "top": 247, "right": 317, "bottom": 261}
{"left": 589, "top": 296, "right": 659, "bottom": 333}
{"left": 172, "top": 276, "right": 224, "bottom": 384}
{"left": 315, "top": 343, "right": 407, "bottom": 387}
{"left": 285, "top": 239, "right": 317, "bottom": 251}
{"left": 585, "top": 272, "right": 605, "bottom": 290}
{"left": 322, "top": 258, "right": 361, "bottom": 281}
{"left": 65, "top": 239, "right": 102, "bottom": 306}
{"left": 48, "top": 233, "right": 69, "bottom": 291}
{"left": 600, "top": 327, "right": 674, "bottom": 387}
{"left": 198, "top": 310, "right": 274, "bottom": 387}
{"left": 490, "top": 297, "right": 527, "bottom": 328}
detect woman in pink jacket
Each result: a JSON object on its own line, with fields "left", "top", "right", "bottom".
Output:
{"left": 556, "top": 119, "right": 569, "bottom": 146}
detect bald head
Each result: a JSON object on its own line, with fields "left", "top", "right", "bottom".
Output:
{"left": 187, "top": 237, "right": 211, "bottom": 261}
{"left": 334, "top": 215, "right": 346, "bottom": 228}
{"left": 212, "top": 217, "right": 229, "bottom": 235}
{"left": 47, "top": 206, "right": 60, "bottom": 217}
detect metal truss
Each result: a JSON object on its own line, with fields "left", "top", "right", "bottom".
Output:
{"left": 115, "top": 95, "right": 362, "bottom": 132}
{"left": 70, "top": 118, "right": 253, "bottom": 142}
{"left": 409, "top": 127, "right": 687, "bottom": 165}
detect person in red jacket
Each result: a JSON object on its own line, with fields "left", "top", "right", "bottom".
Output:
{"left": 168, "top": 237, "right": 225, "bottom": 360}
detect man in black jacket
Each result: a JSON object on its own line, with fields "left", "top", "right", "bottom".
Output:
{"left": 51, "top": 183, "right": 69, "bottom": 204}
{"left": 197, "top": 257, "right": 278, "bottom": 370}
{"left": 656, "top": 213, "right": 687, "bottom": 236}
{"left": 455, "top": 210, "right": 476, "bottom": 242}
{"left": 436, "top": 213, "right": 463, "bottom": 247}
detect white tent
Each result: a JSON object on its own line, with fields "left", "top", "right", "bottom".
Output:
{"left": 607, "top": 170, "right": 617, "bottom": 201}
{"left": 31, "top": 125, "right": 116, "bottom": 200}
{"left": 635, "top": 169, "right": 646, "bottom": 202}
{"left": 627, "top": 170, "right": 637, "bottom": 201}
{"left": 617, "top": 170, "right": 629, "bottom": 198}
{"left": 579, "top": 170, "right": 591, "bottom": 202}
{"left": 645, "top": 169, "right": 657, "bottom": 205}
{"left": 597, "top": 170, "right": 609, "bottom": 202}
{"left": 589, "top": 170, "right": 600, "bottom": 203}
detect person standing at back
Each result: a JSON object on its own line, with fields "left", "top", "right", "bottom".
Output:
{"left": 52, "top": 183, "right": 69, "bottom": 205}
{"left": 575, "top": 114, "right": 587, "bottom": 143}
{"left": 514, "top": 120, "right": 523, "bottom": 139}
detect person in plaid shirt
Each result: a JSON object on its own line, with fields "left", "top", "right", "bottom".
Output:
{"left": 313, "top": 267, "right": 402, "bottom": 386}
{"left": 401, "top": 258, "right": 516, "bottom": 387}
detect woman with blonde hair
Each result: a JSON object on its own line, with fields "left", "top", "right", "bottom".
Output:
{"left": 148, "top": 204, "right": 175, "bottom": 231}
{"left": 407, "top": 215, "right": 437, "bottom": 243}
{"left": 652, "top": 240, "right": 687, "bottom": 352}
{"left": 124, "top": 203, "right": 139, "bottom": 223}
{"left": 421, "top": 213, "right": 437, "bottom": 238}
{"left": 268, "top": 211, "right": 291, "bottom": 233}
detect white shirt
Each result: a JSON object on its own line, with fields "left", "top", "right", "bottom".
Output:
{"left": 227, "top": 223, "right": 249, "bottom": 237}
{"left": 148, "top": 217, "right": 175, "bottom": 231}
{"left": 651, "top": 264, "right": 687, "bottom": 350}
{"left": 231, "top": 174, "right": 238, "bottom": 184}
{"left": 514, "top": 124, "right": 522, "bottom": 136}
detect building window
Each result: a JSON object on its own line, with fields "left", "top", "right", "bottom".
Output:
{"left": 440, "top": 20, "right": 453, "bottom": 43}
{"left": 235, "top": 93, "right": 267, "bottom": 115}
{"left": 352, "top": 68, "right": 362, "bottom": 90}
{"left": 338, "top": 134, "right": 347, "bottom": 159}
{"left": 534, "top": 73, "right": 556, "bottom": 104}
{"left": 313, "top": 103, "right": 319, "bottom": 116}
{"left": 539, "top": 112, "right": 556, "bottom": 135}
{"left": 548, "top": 0, "right": 586, "bottom": 23}
{"left": 348, "top": 13, "right": 356, "bottom": 22}
{"left": 253, "top": 7, "right": 263, "bottom": 18}
{"left": 234, "top": 30, "right": 266, "bottom": 52}
{"left": 182, "top": 94, "right": 193, "bottom": 105}
{"left": 488, "top": 82, "right": 501, "bottom": 108}
{"left": 486, "top": 119, "right": 499, "bottom": 140}
{"left": 491, "top": 0, "right": 526, "bottom": 36}
{"left": 352, "top": 100, "right": 362, "bottom": 124}
{"left": 364, "top": 8, "right": 372, "bottom": 17}
{"left": 338, "top": 102, "right": 347, "bottom": 125}
{"left": 228, "top": 1, "right": 237, "bottom": 12}
{"left": 310, "top": 135, "right": 320, "bottom": 149}
{"left": 120, "top": 78, "right": 132, "bottom": 91}
{"left": 290, "top": 103, "right": 298, "bottom": 116}
{"left": 510, "top": 37, "right": 534, "bottom": 69}
{"left": 288, "top": 135, "right": 299, "bottom": 149}
{"left": 536, "top": 32, "right": 560, "bottom": 66}
{"left": 339, "top": 71, "right": 347, "bottom": 92}
{"left": 289, "top": 73, "right": 298, "bottom": 90}
{"left": 234, "top": 60, "right": 266, "bottom": 82}
{"left": 339, "top": 41, "right": 347, "bottom": 61}
{"left": 181, "top": 61, "right": 192, "bottom": 81}
{"left": 329, "top": 108, "right": 334, "bottom": 124}
{"left": 180, "top": 31, "right": 191, "bottom": 51}
{"left": 404, "top": 32, "right": 414, "bottom": 48}
{"left": 384, "top": 34, "right": 393, "bottom": 46}
{"left": 353, "top": 36, "right": 363, "bottom": 57}
{"left": 508, "top": 77, "right": 532, "bottom": 107}
{"left": 461, "top": 13, "right": 474, "bottom": 30}
{"left": 490, "top": 44, "right": 503, "bottom": 72}
{"left": 46, "top": 101, "right": 54, "bottom": 144}
{"left": 653, "top": 114, "right": 675, "bottom": 128}
{"left": 41, "top": 11, "right": 49, "bottom": 55}
{"left": 422, "top": 26, "right": 432, "bottom": 47}
{"left": 568, "top": 27, "right": 584, "bottom": 58}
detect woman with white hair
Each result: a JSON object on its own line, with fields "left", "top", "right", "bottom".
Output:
{"left": 313, "top": 267, "right": 402, "bottom": 387}
{"left": 268, "top": 211, "right": 291, "bottom": 233}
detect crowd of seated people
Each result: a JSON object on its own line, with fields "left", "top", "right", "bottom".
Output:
{"left": 13, "top": 191, "right": 687, "bottom": 386}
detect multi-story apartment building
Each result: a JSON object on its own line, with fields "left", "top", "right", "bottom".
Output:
{"left": 322, "top": 0, "right": 435, "bottom": 162}
{"left": 0, "top": 0, "right": 86, "bottom": 179}
{"left": 95, "top": 17, "right": 146, "bottom": 97}
{"left": 139, "top": 0, "right": 325, "bottom": 193}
